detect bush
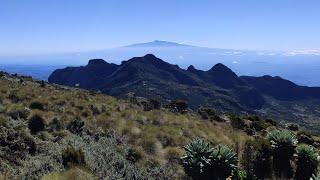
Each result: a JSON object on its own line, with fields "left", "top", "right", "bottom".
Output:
{"left": 62, "top": 146, "right": 86, "bottom": 168}
{"left": 169, "top": 100, "right": 188, "bottom": 113}
{"left": 28, "top": 114, "right": 45, "bottom": 134}
{"left": 198, "top": 107, "right": 221, "bottom": 121}
{"left": 295, "top": 144, "right": 319, "bottom": 180}
{"left": 141, "top": 138, "right": 158, "bottom": 155}
{"left": 297, "top": 131, "right": 315, "bottom": 145}
{"left": 67, "top": 119, "right": 85, "bottom": 135}
{"left": 0, "top": 120, "right": 36, "bottom": 162}
{"left": 232, "top": 169, "right": 248, "bottom": 180}
{"left": 48, "top": 118, "right": 64, "bottom": 132}
{"left": 250, "top": 120, "right": 268, "bottom": 132}
{"left": 267, "top": 130, "right": 297, "bottom": 178}
{"left": 6, "top": 105, "right": 30, "bottom": 120}
{"left": 90, "top": 104, "right": 101, "bottom": 115}
{"left": 126, "top": 147, "right": 143, "bottom": 163}
{"left": 139, "top": 99, "right": 162, "bottom": 111}
{"left": 230, "top": 115, "right": 246, "bottom": 130}
{"left": 198, "top": 107, "right": 216, "bottom": 117}
{"left": 265, "top": 118, "right": 277, "bottom": 126}
{"left": 8, "top": 90, "right": 22, "bottom": 102}
{"left": 285, "top": 123, "right": 299, "bottom": 131}
{"left": 29, "top": 101, "right": 46, "bottom": 111}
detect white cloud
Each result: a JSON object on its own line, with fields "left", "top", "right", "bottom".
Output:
{"left": 178, "top": 55, "right": 184, "bottom": 60}
{"left": 283, "top": 49, "right": 320, "bottom": 56}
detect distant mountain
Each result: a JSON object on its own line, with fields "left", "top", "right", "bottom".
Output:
{"left": 49, "top": 54, "right": 320, "bottom": 132}
{"left": 2, "top": 40, "right": 320, "bottom": 86}
{"left": 125, "top": 40, "right": 194, "bottom": 48}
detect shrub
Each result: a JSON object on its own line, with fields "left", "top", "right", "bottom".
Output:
{"left": 40, "top": 80, "right": 46, "bottom": 88}
{"left": 48, "top": 118, "right": 64, "bottom": 132}
{"left": 6, "top": 104, "right": 30, "bottom": 120}
{"left": 250, "top": 120, "right": 268, "bottom": 132}
{"left": 126, "top": 147, "right": 144, "bottom": 163}
{"left": 297, "top": 131, "right": 315, "bottom": 145}
{"left": 149, "top": 99, "right": 161, "bottom": 110}
{"left": 139, "top": 99, "right": 162, "bottom": 111}
{"left": 265, "top": 118, "right": 277, "bottom": 126}
{"left": 230, "top": 115, "right": 246, "bottom": 130}
{"left": 141, "top": 138, "right": 158, "bottom": 155}
{"left": 285, "top": 123, "right": 299, "bottom": 131}
{"left": 29, "top": 101, "right": 46, "bottom": 111}
{"left": 165, "top": 147, "right": 182, "bottom": 163}
{"left": 169, "top": 100, "right": 188, "bottom": 113}
{"left": 267, "top": 130, "right": 297, "bottom": 178}
{"left": 232, "top": 169, "right": 248, "bottom": 180}
{"left": 198, "top": 107, "right": 221, "bottom": 121}
{"left": 90, "top": 104, "right": 101, "bottom": 115}
{"left": 0, "top": 120, "right": 36, "bottom": 162}
{"left": 247, "top": 115, "right": 260, "bottom": 122}
{"left": 198, "top": 107, "right": 216, "bottom": 118}
{"left": 295, "top": 144, "right": 320, "bottom": 180}
{"left": 28, "top": 114, "right": 45, "bottom": 134}
{"left": 62, "top": 146, "right": 86, "bottom": 168}
{"left": 8, "top": 90, "right": 22, "bottom": 102}
{"left": 67, "top": 119, "right": 85, "bottom": 135}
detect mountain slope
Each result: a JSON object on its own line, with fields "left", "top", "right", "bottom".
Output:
{"left": 0, "top": 71, "right": 255, "bottom": 179}
{"left": 49, "top": 54, "right": 320, "bottom": 132}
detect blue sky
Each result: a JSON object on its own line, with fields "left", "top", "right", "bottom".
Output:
{"left": 1, "top": 0, "right": 320, "bottom": 55}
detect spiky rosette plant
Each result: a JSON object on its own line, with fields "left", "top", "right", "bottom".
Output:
{"left": 209, "top": 145, "right": 238, "bottom": 179}
{"left": 267, "top": 130, "right": 297, "bottom": 178}
{"left": 295, "top": 144, "right": 320, "bottom": 180}
{"left": 181, "top": 138, "right": 213, "bottom": 179}
{"left": 311, "top": 171, "right": 320, "bottom": 180}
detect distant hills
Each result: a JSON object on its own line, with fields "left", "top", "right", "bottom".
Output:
{"left": 2, "top": 40, "right": 320, "bottom": 86}
{"left": 49, "top": 54, "right": 320, "bottom": 132}
{"left": 125, "top": 40, "right": 194, "bottom": 48}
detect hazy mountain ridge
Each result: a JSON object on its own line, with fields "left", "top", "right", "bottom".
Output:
{"left": 49, "top": 54, "right": 320, "bottom": 132}
{"left": 2, "top": 40, "right": 320, "bottom": 86}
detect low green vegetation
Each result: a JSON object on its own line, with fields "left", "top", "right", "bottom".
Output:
{"left": 0, "top": 72, "right": 319, "bottom": 179}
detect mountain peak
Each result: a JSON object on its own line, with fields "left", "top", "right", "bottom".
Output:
{"left": 88, "top": 59, "right": 107, "bottom": 66}
{"left": 209, "top": 63, "right": 229, "bottom": 70}
{"left": 144, "top": 54, "right": 158, "bottom": 59}
{"left": 125, "top": 40, "right": 192, "bottom": 48}
{"left": 187, "top": 65, "right": 196, "bottom": 71}
{"left": 208, "top": 63, "right": 236, "bottom": 76}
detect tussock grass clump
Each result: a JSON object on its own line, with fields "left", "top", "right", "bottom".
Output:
{"left": 28, "top": 113, "right": 46, "bottom": 134}
{"left": 29, "top": 100, "right": 47, "bottom": 111}
{"left": 62, "top": 147, "right": 86, "bottom": 168}
{"left": 67, "top": 119, "right": 86, "bottom": 135}
{"left": 6, "top": 104, "right": 30, "bottom": 120}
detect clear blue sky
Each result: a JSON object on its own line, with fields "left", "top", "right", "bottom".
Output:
{"left": 1, "top": 0, "right": 320, "bottom": 55}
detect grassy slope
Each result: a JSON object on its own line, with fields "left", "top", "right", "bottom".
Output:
{"left": 2, "top": 72, "right": 318, "bottom": 179}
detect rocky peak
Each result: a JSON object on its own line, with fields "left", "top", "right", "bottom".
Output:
{"left": 88, "top": 59, "right": 108, "bottom": 66}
